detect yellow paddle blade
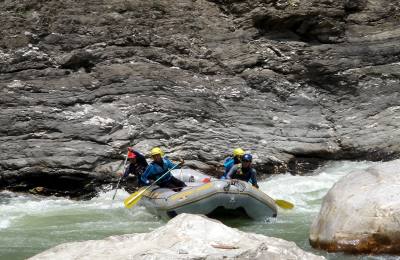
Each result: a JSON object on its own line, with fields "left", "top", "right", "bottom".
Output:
{"left": 275, "top": 199, "right": 294, "bottom": 209}
{"left": 124, "top": 189, "right": 146, "bottom": 208}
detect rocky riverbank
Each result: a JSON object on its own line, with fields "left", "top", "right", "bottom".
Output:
{"left": 1, "top": 0, "right": 399, "bottom": 197}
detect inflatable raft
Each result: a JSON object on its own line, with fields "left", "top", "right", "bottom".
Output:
{"left": 137, "top": 169, "right": 278, "bottom": 221}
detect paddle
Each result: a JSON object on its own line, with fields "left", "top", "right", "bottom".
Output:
{"left": 274, "top": 199, "right": 294, "bottom": 209}
{"left": 124, "top": 163, "right": 180, "bottom": 208}
{"left": 111, "top": 151, "right": 129, "bottom": 201}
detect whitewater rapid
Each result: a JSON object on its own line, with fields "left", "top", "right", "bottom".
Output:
{"left": 0, "top": 160, "right": 380, "bottom": 260}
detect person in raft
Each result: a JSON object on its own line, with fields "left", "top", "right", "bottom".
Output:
{"left": 120, "top": 147, "right": 148, "bottom": 187}
{"left": 221, "top": 148, "right": 245, "bottom": 179}
{"left": 140, "top": 147, "right": 186, "bottom": 190}
{"left": 226, "top": 153, "right": 259, "bottom": 188}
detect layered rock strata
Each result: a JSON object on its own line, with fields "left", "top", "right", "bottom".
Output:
{"left": 1, "top": 0, "right": 399, "bottom": 195}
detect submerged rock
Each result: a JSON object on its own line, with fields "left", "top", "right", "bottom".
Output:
{"left": 309, "top": 159, "right": 400, "bottom": 254}
{"left": 30, "top": 213, "right": 325, "bottom": 260}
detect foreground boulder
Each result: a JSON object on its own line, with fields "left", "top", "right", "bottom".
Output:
{"left": 30, "top": 213, "right": 325, "bottom": 260}
{"left": 310, "top": 159, "right": 400, "bottom": 254}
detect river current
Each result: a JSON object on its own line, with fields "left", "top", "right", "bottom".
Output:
{"left": 0, "top": 160, "right": 398, "bottom": 260}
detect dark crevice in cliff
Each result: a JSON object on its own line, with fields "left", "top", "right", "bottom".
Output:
{"left": 253, "top": 14, "right": 345, "bottom": 44}
{"left": 285, "top": 149, "right": 399, "bottom": 165}
{"left": 344, "top": 0, "right": 368, "bottom": 13}
{"left": 3, "top": 172, "right": 109, "bottom": 199}
{"left": 60, "top": 52, "right": 98, "bottom": 73}
{"left": 287, "top": 157, "right": 326, "bottom": 175}
{"left": 336, "top": 149, "right": 400, "bottom": 162}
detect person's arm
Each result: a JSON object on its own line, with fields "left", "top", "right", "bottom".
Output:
{"left": 226, "top": 165, "right": 238, "bottom": 180}
{"left": 250, "top": 169, "right": 259, "bottom": 188}
{"left": 123, "top": 164, "right": 131, "bottom": 178}
{"left": 140, "top": 164, "right": 153, "bottom": 185}
{"left": 164, "top": 157, "right": 179, "bottom": 170}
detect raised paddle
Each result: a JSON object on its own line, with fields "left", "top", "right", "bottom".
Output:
{"left": 111, "top": 151, "right": 129, "bottom": 201}
{"left": 274, "top": 199, "right": 294, "bottom": 209}
{"left": 124, "top": 163, "right": 180, "bottom": 208}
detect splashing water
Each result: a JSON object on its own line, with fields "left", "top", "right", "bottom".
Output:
{"left": 0, "top": 189, "right": 162, "bottom": 260}
{"left": 0, "top": 160, "right": 392, "bottom": 260}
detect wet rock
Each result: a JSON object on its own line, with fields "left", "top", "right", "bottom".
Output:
{"left": 0, "top": 0, "right": 399, "bottom": 195}
{"left": 59, "top": 50, "right": 99, "bottom": 72}
{"left": 309, "top": 159, "right": 400, "bottom": 254}
{"left": 30, "top": 213, "right": 326, "bottom": 259}
{"left": 29, "top": 186, "right": 44, "bottom": 194}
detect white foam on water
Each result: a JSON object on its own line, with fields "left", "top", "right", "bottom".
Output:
{"left": 0, "top": 219, "right": 11, "bottom": 229}
{"left": 0, "top": 192, "right": 75, "bottom": 229}
{"left": 1, "top": 160, "right": 388, "bottom": 260}
{"left": 85, "top": 188, "right": 131, "bottom": 209}
{"left": 0, "top": 188, "right": 145, "bottom": 231}
{"left": 259, "top": 160, "right": 378, "bottom": 214}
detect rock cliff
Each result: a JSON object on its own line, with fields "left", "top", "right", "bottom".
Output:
{"left": 1, "top": 0, "right": 399, "bottom": 196}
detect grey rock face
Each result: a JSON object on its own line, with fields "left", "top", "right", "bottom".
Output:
{"left": 1, "top": 0, "right": 399, "bottom": 196}
{"left": 29, "top": 213, "right": 326, "bottom": 260}
{"left": 309, "top": 159, "right": 400, "bottom": 254}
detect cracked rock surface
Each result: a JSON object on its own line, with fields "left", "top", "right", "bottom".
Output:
{"left": 29, "top": 213, "right": 326, "bottom": 260}
{"left": 1, "top": 0, "right": 399, "bottom": 196}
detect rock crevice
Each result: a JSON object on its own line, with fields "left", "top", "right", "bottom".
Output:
{"left": 1, "top": 0, "right": 399, "bottom": 196}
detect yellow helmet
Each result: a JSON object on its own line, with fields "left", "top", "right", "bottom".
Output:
{"left": 233, "top": 148, "right": 245, "bottom": 157}
{"left": 150, "top": 147, "right": 164, "bottom": 157}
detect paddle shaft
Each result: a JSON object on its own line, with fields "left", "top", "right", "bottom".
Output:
{"left": 112, "top": 152, "right": 129, "bottom": 200}
{"left": 125, "top": 163, "right": 180, "bottom": 207}
{"left": 254, "top": 183, "right": 294, "bottom": 209}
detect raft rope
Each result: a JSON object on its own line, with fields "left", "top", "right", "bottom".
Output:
{"left": 225, "top": 180, "right": 246, "bottom": 192}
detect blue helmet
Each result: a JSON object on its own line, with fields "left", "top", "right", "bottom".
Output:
{"left": 242, "top": 153, "right": 252, "bottom": 162}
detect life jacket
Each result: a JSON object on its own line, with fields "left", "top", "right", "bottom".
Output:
{"left": 232, "top": 165, "right": 252, "bottom": 182}
{"left": 222, "top": 156, "right": 241, "bottom": 178}
{"left": 147, "top": 158, "right": 174, "bottom": 183}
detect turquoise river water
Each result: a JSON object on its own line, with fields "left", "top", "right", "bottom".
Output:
{"left": 0, "top": 161, "right": 399, "bottom": 260}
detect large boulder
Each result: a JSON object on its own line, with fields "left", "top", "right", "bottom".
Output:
{"left": 309, "top": 159, "right": 400, "bottom": 254}
{"left": 30, "top": 213, "right": 325, "bottom": 260}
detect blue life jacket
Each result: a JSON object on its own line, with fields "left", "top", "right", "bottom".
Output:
{"left": 141, "top": 157, "right": 178, "bottom": 185}
{"left": 221, "top": 156, "right": 240, "bottom": 179}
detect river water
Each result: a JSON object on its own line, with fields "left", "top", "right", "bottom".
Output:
{"left": 0, "top": 160, "right": 398, "bottom": 260}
